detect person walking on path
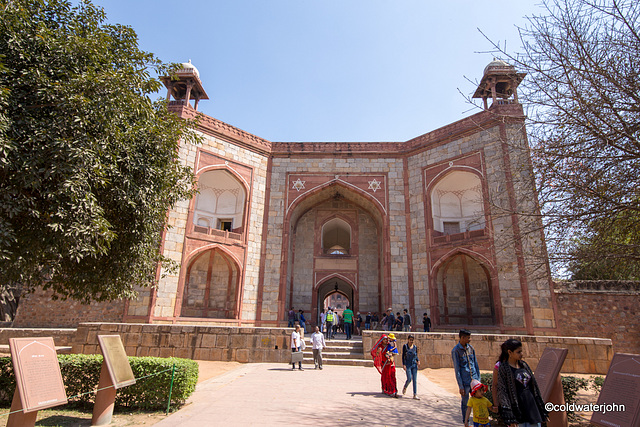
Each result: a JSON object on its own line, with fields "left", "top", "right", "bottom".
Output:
{"left": 370, "top": 334, "right": 399, "bottom": 397}
{"left": 401, "top": 334, "right": 420, "bottom": 400}
{"left": 423, "top": 312, "right": 431, "bottom": 332}
{"left": 343, "top": 305, "right": 354, "bottom": 339}
{"left": 464, "top": 379, "right": 496, "bottom": 427}
{"left": 372, "top": 312, "right": 379, "bottom": 330}
{"left": 365, "top": 312, "right": 372, "bottom": 331}
{"left": 310, "top": 326, "right": 326, "bottom": 369}
{"left": 384, "top": 308, "right": 395, "bottom": 331}
{"left": 495, "top": 339, "right": 548, "bottom": 427}
{"left": 403, "top": 309, "right": 411, "bottom": 332}
{"left": 394, "top": 312, "right": 403, "bottom": 331}
{"left": 355, "top": 312, "right": 362, "bottom": 335}
{"left": 325, "top": 307, "right": 335, "bottom": 340}
{"left": 290, "top": 325, "right": 303, "bottom": 370}
{"left": 320, "top": 309, "right": 326, "bottom": 334}
{"left": 287, "top": 307, "right": 296, "bottom": 328}
{"left": 299, "top": 309, "right": 307, "bottom": 333}
{"left": 452, "top": 329, "right": 480, "bottom": 423}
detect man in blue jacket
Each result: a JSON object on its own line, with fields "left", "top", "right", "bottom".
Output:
{"left": 451, "top": 329, "right": 480, "bottom": 423}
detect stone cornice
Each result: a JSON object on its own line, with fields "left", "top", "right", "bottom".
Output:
{"left": 170, "top": 102, "right": 525, "bottom": 158}
{"left": 169, "top": 104, "right": 273, "bottom": 156}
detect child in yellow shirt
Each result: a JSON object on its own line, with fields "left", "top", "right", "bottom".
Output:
{"left": 464, "top": 379, "right": 496, "bottom": 427}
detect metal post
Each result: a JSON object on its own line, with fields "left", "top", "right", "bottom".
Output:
{"left": 166, "top": 364, "right": 176, "bottom": 415}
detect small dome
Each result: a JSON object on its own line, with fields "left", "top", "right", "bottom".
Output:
{"left": 179, "top": 59, "right": 200, "bottom": 78}
{"left": 483, "top": 58, "right": 514, "bottom": 75}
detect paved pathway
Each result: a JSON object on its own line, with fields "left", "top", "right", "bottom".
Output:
{"left": 154, "top": 363, "right": 461, "bottom": 426}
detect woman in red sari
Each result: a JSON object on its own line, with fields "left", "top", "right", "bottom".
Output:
{"left": 370, "top": 334, "right": 399, "bottom": 397}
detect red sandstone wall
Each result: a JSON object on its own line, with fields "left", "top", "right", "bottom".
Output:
{"left": 13, "top": 288, "right": 125, "bottom": 328}
{"left": 554, "top": 284, "right": 640, "bottom": 355}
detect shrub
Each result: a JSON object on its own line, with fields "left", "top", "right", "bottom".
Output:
{"left": 0, "top": 355, "right": 198, "bottom": 411}
{"left": 590, "top": 376, "right": 604, "bottom": 393}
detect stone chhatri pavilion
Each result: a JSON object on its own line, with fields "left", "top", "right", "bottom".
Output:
{"left": 16, "top": 59, "right": 559, "bottom": 336}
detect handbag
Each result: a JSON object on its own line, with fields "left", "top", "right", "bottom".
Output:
{"left": 291, "top": 351, "right": 303, "bottom": 363}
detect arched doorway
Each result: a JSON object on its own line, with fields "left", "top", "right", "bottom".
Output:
{"left": 180, "top": 247, "right": 241, "bottom": 319}
{"left": 285, "top": 184, "right": 385, "bottom": 326}
{"left": 435, "top": 253, "right": 495, "bottom": 326}
{"left": 316, "top": 277, "right": 355, "bottom": 323}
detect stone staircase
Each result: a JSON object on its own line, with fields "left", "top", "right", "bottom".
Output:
{"left": 302, "top": 335, "right": 372, "bottom": 367}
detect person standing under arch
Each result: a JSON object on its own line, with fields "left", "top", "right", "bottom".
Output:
{"left": 343, "top": 305, "right": 354, "bottom": 339}
{"left": 325, "top": 307, "right": 335, "bottom": 340}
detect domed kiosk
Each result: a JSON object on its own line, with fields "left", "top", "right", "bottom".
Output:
{"left": 160, "top": 59, "right": 209, "bottom": 110}
{"left": 473, "top": 58, "right": 526, "bottom": 109}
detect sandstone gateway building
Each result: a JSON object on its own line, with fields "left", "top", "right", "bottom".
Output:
{"left": 16, "top": 60, "right": 559, "bottom": 336}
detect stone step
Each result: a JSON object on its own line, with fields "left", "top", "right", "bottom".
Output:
{"left": 312, "top": 345, "right": 362, "bottom": 352}
{"left": 306, "top": 351, "right": 365, "bottom": 360}
{"left": 301, "top": 357, "right": 373, "bottom": 367}
{"left": 304, "top": 340, "right": 362, "bottom": 348}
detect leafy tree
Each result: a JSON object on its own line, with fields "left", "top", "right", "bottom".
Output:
{"left": 0, "top": 0, "right": 197, "bottom": 302}
{"left": 486, "top": 0, "right": 640, "bottom": 278}
{"left": 567, "top": 213, "right": 640, "bottom": 280}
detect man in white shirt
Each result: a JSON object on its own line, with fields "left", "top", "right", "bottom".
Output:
{"left": 291, "top": 325, "right": 303, "bottom": 370}
{"left": 310, "top": 326, "right": 326, "bottom": 370}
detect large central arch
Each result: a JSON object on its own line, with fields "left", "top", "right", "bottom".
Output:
{"left": 278, "top": 181, "right": 389, "bottom": 325}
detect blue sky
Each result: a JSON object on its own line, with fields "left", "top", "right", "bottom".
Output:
{"left": 94, "top": 1, "right": 541, "bottom": 142}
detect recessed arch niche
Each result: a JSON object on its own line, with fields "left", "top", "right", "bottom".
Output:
{"left": 322, "top": 217, "right": 351, "bottom": 255}
{"left": 194, "top": 169, "right": 246, "bottom": 232}
{"left": 181, "top": 248, "right": 240, "bottom": 319}
{"left": 431, "top": 171, "right": 484, "bottom": 234}
{"left": 435, "top": 253, "right": 495, "bottom": 326}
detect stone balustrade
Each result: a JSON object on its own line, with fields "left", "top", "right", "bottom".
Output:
{"left": 362, "top": 331, "right": 613, "bottom": 374}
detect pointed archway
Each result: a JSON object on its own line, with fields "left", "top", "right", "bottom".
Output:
{"left": 316, "top": 277, "right": 355, "bottom": 317}
{"left": 281, "top": 182, "right": 387, "bottom": 326}
{"left": 434, "top": 252, "right": 496, "bottom": 326}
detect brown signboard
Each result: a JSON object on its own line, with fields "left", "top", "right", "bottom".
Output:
{"left": 591, "top": 353, "right": 640, "bottom": 427}
{"left": 9, "top": 337, "right": 67, "bottom": 413}
{"left": 534, "top": 347, "right": 568, "bottom": 401}
{"left": 97, "top": 335, "right": 136, "bottom": 389}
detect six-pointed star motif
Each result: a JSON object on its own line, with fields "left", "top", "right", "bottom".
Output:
{"left": 292, "top": 178, "right": 306, "bottom": 191}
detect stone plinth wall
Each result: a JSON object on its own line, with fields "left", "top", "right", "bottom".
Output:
{"left": 0, "top": 328, "right": 77, "bottom": 346}
{"left": 72, "top": 323, "right": 294, "bottom": 363}
{"left": 12, "top": 288, "right": 125, "bottom": 328}
{"left": 554, "top": 280, "right": 640, "bottom": 355}
{"left": 361, "top": 331, "right": 613, "bottom": 374}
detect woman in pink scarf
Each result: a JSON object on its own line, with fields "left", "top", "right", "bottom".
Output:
{"left": 370, "top": 334, "right": 399, "bottom": 397}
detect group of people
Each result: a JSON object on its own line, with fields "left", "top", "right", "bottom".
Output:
{"left": 319, "top": 306, "right": 362, "bottom": 339}
{"left": 370, "top": 333, "right": 421, "bottom": 400}
{"left": 370, "top": 329, "right": 548, "bottom": 427}
{"left": 290, "top": 324, "right": 327, "bottom": 370}
{"left": 296, "top": 306, "right": 434, "bottom": 337}
{"left": 287, "top": 307, "right": 308, "bottom": 333}
{"left": 359, "top": 308, "right": 433, "bottom": 332}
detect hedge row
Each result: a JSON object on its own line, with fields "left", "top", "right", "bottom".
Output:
{"left": 0, "top": 354, "right": 198, "bottom": 411}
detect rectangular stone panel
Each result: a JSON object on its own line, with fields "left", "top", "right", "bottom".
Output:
{"left": 9, "top": 337, "right": 68, "bottom": 412}
{"left": 591, "top": 353, "right": 640, "bottom": 427}
{"left": 97, "top": 335, "right": 136, "bottom": 389}
{"left": 534, "top": 347, "right": 567, "bottom": 401}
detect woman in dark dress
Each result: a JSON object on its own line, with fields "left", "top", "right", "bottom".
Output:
{"left": 495, "top": 339, "right": 548, "bottom": 427}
